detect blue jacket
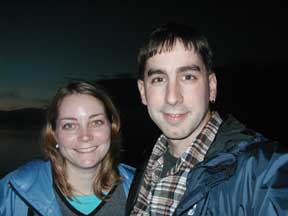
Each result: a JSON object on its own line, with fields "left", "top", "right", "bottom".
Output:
{"left": 126, "top": 115, "right": 288, "bottom": 215}
{"left": 0, "top": 160, "right": 135, "bottom": 216}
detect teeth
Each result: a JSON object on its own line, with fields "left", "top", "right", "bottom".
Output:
{"left": 166, "top": 113, "right": 186, "bottom": 117}
{"left": 75, "top": 146, "right": 97, "bottom": 153}
{"left": 169, "top": 114, "right": 181, "bottom": 117}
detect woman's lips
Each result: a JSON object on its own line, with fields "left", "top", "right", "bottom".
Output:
{"left": 74, "top": 146, "right": 97, "bottom": 153}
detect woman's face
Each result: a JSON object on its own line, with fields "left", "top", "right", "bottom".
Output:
{"left": 53, "top": 94, "right": 111, "bottom": 173}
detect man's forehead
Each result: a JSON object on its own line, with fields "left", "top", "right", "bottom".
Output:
{"left": 155, "top": 39, "right": 195, "bottom": 55}
{"left": 146, "top": 46, "right": 201, "bottom": 67}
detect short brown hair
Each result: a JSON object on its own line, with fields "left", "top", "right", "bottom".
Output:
{"left": 137, "top": 23, "right": 213, "bottom": 79}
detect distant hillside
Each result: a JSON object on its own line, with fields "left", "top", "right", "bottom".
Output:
{"left": 0, "top": 60, "right": 285, "bottom": 167}
{"left": 0, "top": 108, "right": 46, "bottom": 129}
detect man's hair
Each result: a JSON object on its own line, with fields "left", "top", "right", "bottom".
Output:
{"left": 42, "top": 81, "right": 121, "bottom": 199}
{"left": 137, "top": 23, "right": 213, "bottom": 79}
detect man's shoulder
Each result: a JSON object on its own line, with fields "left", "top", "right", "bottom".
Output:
{"left": 235, "top": 137, "right": 287, "bottom": 161}
{"left": 245, "top": 139, "right": 287, "bottom": 163}
{"left": 230, "top": 139, "right": 288, "bottom": 189}
{"left": 209, "top": 115, "right": 287, "bottom": 185}
{"left": 211, "top": 114, "right": 280, "bottom": 156}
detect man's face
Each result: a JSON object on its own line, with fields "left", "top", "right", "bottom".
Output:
{"left": 138, "top": 41, "right": 217, "bottom": 145}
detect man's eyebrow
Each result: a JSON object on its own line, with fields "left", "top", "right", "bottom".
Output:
{"left": 178, "top": 65, "right": 201, "bottom": 73}
{"left": 146, "top": 69, "right": 165, "bottom": 77}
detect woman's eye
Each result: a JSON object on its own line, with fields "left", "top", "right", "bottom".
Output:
{"left": 90, "top": 120, "right": 104, "bottom": 127}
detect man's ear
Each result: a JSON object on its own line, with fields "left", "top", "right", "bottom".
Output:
{"left": 137, "top": 79, "right": 147, "bottom": 105}
{"left": 209, "top": 73, "right": 217, "bottom": 102}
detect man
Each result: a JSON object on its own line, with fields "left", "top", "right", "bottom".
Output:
{"left": 126, "top": 23, "right": 288, "bottom": 215}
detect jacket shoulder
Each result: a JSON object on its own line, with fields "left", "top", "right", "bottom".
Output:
{"left": 248, "top": 140, "right": 288, "bottom": 185}
{"left": 119, "top": 163, "right": 135, "bottom": 174}
{"left": 118, "top": 163, "right": 135, "bottom": 183}
{"left": 1, "top": 159, "right": 51, "bottom": 192}
{"left": 118, "top": 163, "right": 135, "bottom": 198}
{"left": 0, "top": 160, "right": 52, "bottom": 215}
{"left": 235, "top": 141, "right": 288, "bottom": 215}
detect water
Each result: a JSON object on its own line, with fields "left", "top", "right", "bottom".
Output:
{"left": 0, "top": 129, "right": 43, "bottom": 178}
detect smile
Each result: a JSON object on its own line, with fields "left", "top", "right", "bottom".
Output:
{"left": 74, "top": 146, "right": 97, "bottom": 153}
{"left": 163, "top": 112, "right": 188, "bottom": 122}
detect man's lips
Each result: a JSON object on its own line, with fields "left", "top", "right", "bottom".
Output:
{"left": 163, "top": 112, "right": 188, "bottom": 121}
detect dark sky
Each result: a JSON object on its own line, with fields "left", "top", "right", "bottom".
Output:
{"left": 0, "top": 2, "right": 287, "bottom": 110}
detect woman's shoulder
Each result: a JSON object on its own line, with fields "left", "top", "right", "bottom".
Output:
{"left": 118, "top": 163, "right": 135, "bottom": 171}
{"left": 118, "top": 163, "right": 135, "bottom": 183}
{"left": 0, "top": 159, "right": 52, "bottom": 188}
{"left": 117, "top": 163, "right": 135, "bottom": 198}
{"left": 118, "top": 163, "right": 135, "bottom": 178}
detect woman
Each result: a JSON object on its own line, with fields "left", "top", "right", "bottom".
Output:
{"left": 0, "top": 81, "right": 134, "bottom": 215}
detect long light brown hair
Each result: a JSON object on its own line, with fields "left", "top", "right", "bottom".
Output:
{"left": 43, "top": 81, "right": 121, "bottom": 199}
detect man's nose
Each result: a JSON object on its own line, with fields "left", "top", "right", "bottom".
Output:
{"left": 165, "top": 80, "right": 183, "bottom": 105}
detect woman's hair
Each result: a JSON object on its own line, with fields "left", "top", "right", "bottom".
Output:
{"left": 42, "top": 81, "right": 121, "bottom": 199}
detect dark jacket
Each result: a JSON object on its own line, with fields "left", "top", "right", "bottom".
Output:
{"left": 126, "top": 115, "right": 288, "bottom": 215}
{"left": 0, "top": 160, "right": 135, "bottom": 216}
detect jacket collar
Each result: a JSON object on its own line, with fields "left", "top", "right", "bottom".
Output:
{"left": 9, "top": 160, "right": 61, "bottom": 215}
{"left": 205, "top": 114, "right": 264, "bottom": 160}
{"left": 175, "top": 115, "right": 266, "bottom": 215}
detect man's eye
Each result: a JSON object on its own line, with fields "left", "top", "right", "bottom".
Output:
{"left": 62, "top": 123, "right": 76, "bottom": 130}
{"left": 151, "top": 77, "right": 165, "bottom": 83}
{"left": 183, "top": 74, "right": 195, "bottom": 81}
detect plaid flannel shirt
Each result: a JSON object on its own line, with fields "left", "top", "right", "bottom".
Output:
{"left": 131, "top": 112, "right": 222, "bottom": 215}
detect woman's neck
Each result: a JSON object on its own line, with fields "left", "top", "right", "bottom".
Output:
{"left": 66, "top": 165, "right": 99, "bottom": 196}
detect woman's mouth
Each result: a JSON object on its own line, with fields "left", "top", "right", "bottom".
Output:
{"left": 74, "top": 146, "right": 97, "bottom": 153}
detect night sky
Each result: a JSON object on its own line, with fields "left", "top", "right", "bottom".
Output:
{"left": 0, "top": 3, "right": 287, "bottom": 110}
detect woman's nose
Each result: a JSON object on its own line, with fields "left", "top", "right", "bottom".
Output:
{"left": 78, "top": 127, "right": 93, "bottom": 142}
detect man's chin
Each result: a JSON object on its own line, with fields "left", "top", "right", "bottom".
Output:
{"left": 164, "top": 131, "right": 191, "bottom": 141}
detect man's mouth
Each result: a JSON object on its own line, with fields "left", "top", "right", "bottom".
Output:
{"left": 163, "top": 112, "right": 188, "bottom": 122}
